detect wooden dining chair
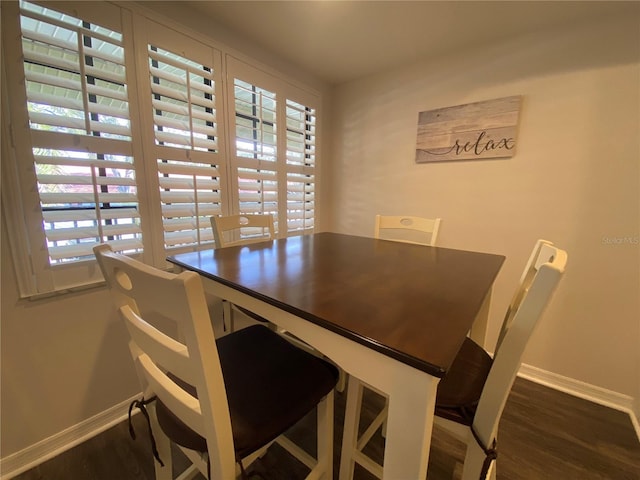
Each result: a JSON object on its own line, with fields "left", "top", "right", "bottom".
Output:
{"left": 211, "top": 214, "right": 276, "bottom": 332}
{"left": 374, "top": 214, "right": 441, "bottom": 246}
{"left": 340, "top": 239, "right": 567, "bottom": 480}
{"left": 94, "top": 244, "right": 338, "bottom": 480}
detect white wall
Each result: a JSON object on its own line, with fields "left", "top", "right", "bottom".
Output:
{"left": 327, "top": 14, "right": 639, "bottom": 408}
{"left": 0, "top": 217, "right": 141, "bottom": 457}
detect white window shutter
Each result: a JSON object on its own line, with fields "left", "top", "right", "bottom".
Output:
{"left": 285, "top": 99, "right": 316, "bottom": 233}
{"left": 227, "top": 58, "right": 317, "bottom": 236}
{"left": 2, "top": 3, "right": 321, "bottom": 297}
{"left": 138, "top": 27, "right": 225, "bottom": 255}
{"left": 232, "top": 78, "right": 279, "bottom": 230}
{"left": 18, "top": 1, "right": 142, "bottom": 266}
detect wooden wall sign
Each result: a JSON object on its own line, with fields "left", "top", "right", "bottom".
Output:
{"left": 415, "top": 95, "right": 522, "bottom": 163}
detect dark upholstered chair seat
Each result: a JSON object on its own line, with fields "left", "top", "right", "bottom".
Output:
{"left": 156, "top": 325, "right": 339, "bottom": 459}
{"left": 435, "top": 337, "right": 493, "bottom": 426}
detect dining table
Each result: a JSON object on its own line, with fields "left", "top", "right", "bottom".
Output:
{"left": 167, "top": 232, "right": 505, "bottom": 479}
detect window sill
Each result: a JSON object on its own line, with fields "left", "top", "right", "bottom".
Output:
{"left": 23, "top": 280, "right": 107, "bottom": 302}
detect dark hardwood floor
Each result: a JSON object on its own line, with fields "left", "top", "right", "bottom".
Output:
{"left": 12, "top": 378, "right": 640, "bottom": 480}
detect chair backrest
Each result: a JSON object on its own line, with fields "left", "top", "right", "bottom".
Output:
{"left": 374, "top": 215, "right": 441, "bottom": 246}
{"left": 93, "top": 244, "right": 236, "bottom": 478}
{"left": 211, "top": 214, "right": 275, "bottom": 248}
{"left": 474, "top": 240, "right": 567, "bottom": 450}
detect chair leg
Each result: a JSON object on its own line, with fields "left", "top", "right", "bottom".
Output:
{"left": 176, "top": 448, "right": 207, "bottom": 480}
{"left": 381, "top": 397, "right": 388, "bottom": 438}
{"left": 339, "top": 376, "right": 364, "bottom": 480}
{"left": 488, "top": 461, "right": 497, "bottom": 480}
{"left": 487, "top": 431, "right": 498, "bottom": 480}
{"left": 460, "top": 434, "right": 493, "bottom": 480}
{"left": 148, "top": 402, "right": 173, "bottom": 480}
{"left": 222, "top": 300, "right": 234, "bottom": 332}
{"left": 317, "top": 391, "right": 335, "bottom": 480}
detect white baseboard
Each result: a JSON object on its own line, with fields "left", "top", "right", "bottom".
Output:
{"left": 518, "top": 363, "right": 640, "bottom": 441}
{"left": 0, "top": 393, "right": 141, "bottom": 480}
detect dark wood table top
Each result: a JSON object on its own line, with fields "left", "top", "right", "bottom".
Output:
{"left": 168, "top": 232, "right": 505, "bottom": 378}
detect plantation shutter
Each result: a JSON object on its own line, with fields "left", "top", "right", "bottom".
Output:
{"left": 18, "top": 2, "right": 141, "bottom": 264}
{"left": 227, "top": 57, "right": 317, "bottom": 235}
{"left": 233, "top": 78, "right": 279, "bottom": 230}
{"left": 285, "top": 99, "right": 316, "bottom": 233}
{"left": 2, "top": 3, "right": 322, "bottom": 297}
{"left": 136, "top": 24, "right": 225, "bottom": 255}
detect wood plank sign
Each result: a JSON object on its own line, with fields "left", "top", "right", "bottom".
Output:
{"left": 415, "top": 95, "right": 522, "bottom": 163}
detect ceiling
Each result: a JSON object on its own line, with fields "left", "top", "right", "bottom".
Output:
{"left": 180, "top": 1, "right": 638, "bottom": 85}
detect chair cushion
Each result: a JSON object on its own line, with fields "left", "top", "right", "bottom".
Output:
{"left": 435, "top": 337, "right": 492, "bottom": 426}
{"left": 155, "top": 325, "right": 339, "bottom": 459}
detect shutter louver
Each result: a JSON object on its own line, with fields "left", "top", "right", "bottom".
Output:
{"left": 19, "top": 1, "right": 141, "bottom": 264}
{"left": 147, "top": 44, "right": 222, "bottom": 251}
{"left": 285, "top": 100, "right": 316, "bottom": 233}
{"left": 157, "top": 156, "right": 220, "bottom": 248}
{"left": 237, "top": 167, "right": 278, "bottom": 228}
{"left": 287, "top": 172, "right": 315, "bottom": 232}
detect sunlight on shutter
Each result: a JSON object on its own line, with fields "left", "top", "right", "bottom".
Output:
{"left": 18, "top": 1, "right": 141, "bottom": 264}
{"left": 230, "top": 74, "right": 316, "bottom": 235}
{"left": 287, "top": 172, "right": 315, "bottom": 232}
{"left": 147, "top": 44, "right": 221, "bottom": 251}
{"left": 234, "top": 79, "right": 276, "bottom": 161}
{"left": 285, "top": 100, "right": 315, "bottom": 233}
{"left": 232, "top": 79, "right": 279, "bottom": 230}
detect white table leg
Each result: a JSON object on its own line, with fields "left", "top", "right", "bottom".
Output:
{"left": 383, "top": 371, "right": 438, "bottom": 479}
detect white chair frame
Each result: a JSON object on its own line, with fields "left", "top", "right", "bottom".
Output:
{"left": 374, "top": 214, "right": 441, "bottom": 246}
{"left": 211, "top": 214, "right": 275, "bottom": 248}
{"left": 211, "top": 214, "right": 276, "bottom": 333}
{"left": 94, "top": 244, "right": 335, "bottom": 480}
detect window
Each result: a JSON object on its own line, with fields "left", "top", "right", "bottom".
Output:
{"left": 1, "top": 1, "right": 320, "bottom": 297}
{"left": 227, "top": 58, "right": 317, "bottom": 236}
{"left": 2, "top": 0, "right": 141, "bottom": 293}
{"left": 135, "top": 23, "right": 225, "bottom": 259}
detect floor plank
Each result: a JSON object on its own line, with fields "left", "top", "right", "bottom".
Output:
{"left": 11, "top": 378, "right": 640, "bottom": 479}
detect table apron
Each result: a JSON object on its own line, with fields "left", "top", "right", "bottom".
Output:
{"left": 204, "top": 278, "right": 431, "bottom": 385}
